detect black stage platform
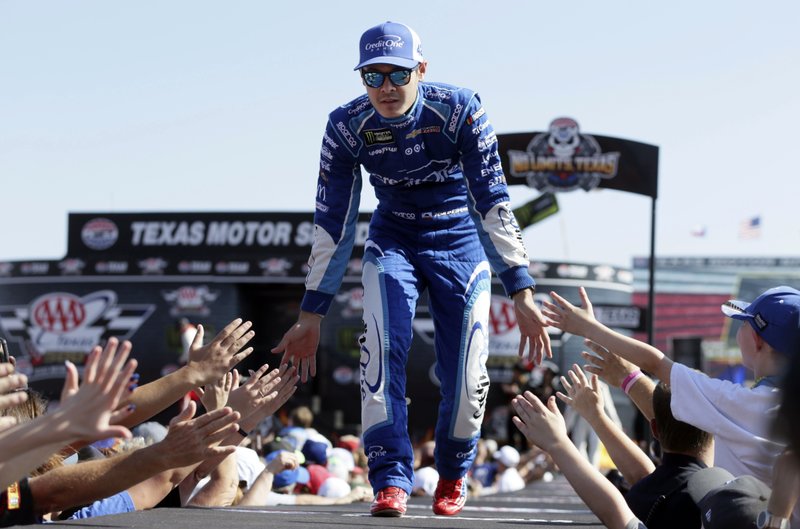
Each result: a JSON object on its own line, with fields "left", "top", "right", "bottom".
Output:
{"left": 33, "top": 475, "right": 604, "bottom": 528}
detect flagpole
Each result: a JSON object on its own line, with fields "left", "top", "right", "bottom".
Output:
{"left": 647, "top": 197, "right": 656, "bottom": 346}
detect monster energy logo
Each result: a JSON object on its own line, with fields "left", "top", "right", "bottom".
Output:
{"left": 362, "top": 128, "right": 394, "bottom": 146}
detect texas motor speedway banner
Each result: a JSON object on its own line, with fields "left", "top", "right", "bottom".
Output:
{"left": 67, "top": 212, "right": 373, "bottom": 260}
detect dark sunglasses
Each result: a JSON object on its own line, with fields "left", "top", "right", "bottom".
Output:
{"left": 361, "top": 67, "right": 417, "bottom": 88}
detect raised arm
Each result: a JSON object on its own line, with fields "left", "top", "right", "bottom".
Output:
{"left": 188, "top": 363, "right": 298, "bottom": 480}
{"left": 0, "top": 338, "right": 136, "bottom": 489}
{"left": 181, "top": 451, "right": 239, "bottom": 507}
{"left": 766, "top": 449, "right": 800, "bottom": 521}
{"left": 511, "top": 392, "right": 642, "bottom": 529}
{"left": 582, "top": 340, "right": 656, "bottom": 421}
{"left": 30, "top": 402, "right": 239, "bottom": 515}
{"left": 557, "top": 365, "right": 654, "bottom": 485}
{"left": 182, "top": 371, "right": 241, "bottom": 507}
{"left": 120, "top": 319, "right": 254, "bottom": 426}
{"left": 134, "top": 369, "right": 239, "bottom": 509}
{"left": 272, "top": 118, "right": 363, "bottom": 383}
{"left": 237, "top": 451, "right": 297, "bottom": 507}
{"left": 233, "top": 363, "right": 299, "bottom": 433}
{"left": 543, "top": 287, "right": 673, "bottom": 384}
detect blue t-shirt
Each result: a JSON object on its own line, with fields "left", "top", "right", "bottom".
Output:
{"left": 67, "top": 491, "right": 135, "bottom": 519}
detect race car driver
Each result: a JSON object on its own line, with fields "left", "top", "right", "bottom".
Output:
{"left": 273, "top": 21, "right": 551, "bottom": 517}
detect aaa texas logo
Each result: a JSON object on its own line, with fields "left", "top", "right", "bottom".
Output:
{"left": 0, "top": 290, "right": 154, "bottom": 366}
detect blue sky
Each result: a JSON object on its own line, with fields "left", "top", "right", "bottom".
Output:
{"left": 1, "top": 1, "right": 798, "bottom": 267}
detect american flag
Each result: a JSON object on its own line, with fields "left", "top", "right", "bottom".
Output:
{"left": 738, "top": 215, "right": 761, "bottom": 239}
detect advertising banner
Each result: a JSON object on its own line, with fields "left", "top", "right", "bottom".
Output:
{"left": 0, "top": 281, "right": 241, "bottom": 403}
{"left": 67, "top": 212, "right": 372, "bottom": 260}
{"left": 498, "top": 117, "right": 659, "bottom": 199}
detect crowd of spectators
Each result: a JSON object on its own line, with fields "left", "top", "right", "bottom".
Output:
{"left": 0, "top": 284, "right": 798, "bottom": 528}
{"left": 510, "top": 285, "right": 800, "bottom": 529}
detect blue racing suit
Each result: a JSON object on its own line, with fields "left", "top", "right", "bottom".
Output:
{"left": 301, "top": 81, "right": 536, "bottom": 494}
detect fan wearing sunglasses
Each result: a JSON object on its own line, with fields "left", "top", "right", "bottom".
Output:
{"left": 274, "top": 21, "right": 551, "bottom": 519}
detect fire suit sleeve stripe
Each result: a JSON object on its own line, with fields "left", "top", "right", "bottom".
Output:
{"left": 303, "top": 118, "right": 363, "bottom": 315}
{"left": 302, "top": 183, "right": 361, "bottom": 314}
{"left": 318, "top": 173, "right": 361, "bottom": 293}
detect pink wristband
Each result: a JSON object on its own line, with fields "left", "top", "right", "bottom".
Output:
{"left": 621, "top": 371, "right": 643, "bottom": 394}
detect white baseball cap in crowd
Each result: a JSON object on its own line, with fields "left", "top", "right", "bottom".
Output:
{"left": 493, "top": 445, "right": 521, "bottom": 467}
{"left": 236, "top": 446, "right": 266, "bottom": 491}
{"left": 412, "top": 466, "right": 440, "bottom": 496}
{"left": 318, "top": 476, "right": 352, "bottom": 498}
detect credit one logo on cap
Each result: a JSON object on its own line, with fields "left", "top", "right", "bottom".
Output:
{"left": 364, "top": 35, "right": 404, "bottom": 52}
{"left": 81, "top": 218, "right": 119, "bottom": 250}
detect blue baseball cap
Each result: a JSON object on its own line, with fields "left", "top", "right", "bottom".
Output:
{"left": 354, "top": 21, "right": 424, "bottom": 71}
{"left": 722, "top": 285, "right": 800, "bottom": 356}
{"left": 301, "top": 439, "right": 329, "bottom": 466}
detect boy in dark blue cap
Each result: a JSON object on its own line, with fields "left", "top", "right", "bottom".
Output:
{"left": 542, "top": 285, "right": 800, "bottom": 527}
{"left": 273, "top": 20, "right": 552, "bottom": 517}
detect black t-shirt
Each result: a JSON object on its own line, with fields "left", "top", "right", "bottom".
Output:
{"left": 0, "top": 479, "right": 39, "bottom": 527}
{"left": 624, "top": 452, "right": 706, "bottom": 529}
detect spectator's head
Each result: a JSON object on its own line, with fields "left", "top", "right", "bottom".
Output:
{"left": 652, "top": 383, "right": 713, "bottom": 455}
{"left": 318, "top": 476, "right": 351, "bottom": 498}
{"left": 337, "top": 434, "right": 360, "bottom": 453}
{"left": 289, "top": 405, "right": 314, "bottom": 428}
{"left": 326, "top": 447, "right": 355, "bottom": 481}
{"left": 302, "top": 440, "right": 329, "bottom": 466}
{"left": 687, "top": 467, "right": 769, "bottom": 529}
{"left": 1, "top": 387, "right": 46, "bottom": 422}
{"left": 132, "top": 421, "right": 168, "bottom": 445}
{"left": 236, "top": 446, "right": 266, "bottom": 492}
{"left": 411, "top": 466, "right": 439, "bottom": 496}
{"left": 722, "top": 286, "right": 800, "bottom": 360}
{"left": 297, "top": 464, "right": 342, "bottom": 496}
{"left": 277, "top": 426, "right": 307, "bottom": 451}
{"left": 493, "top": 445, "right": 520, "bottom": 469}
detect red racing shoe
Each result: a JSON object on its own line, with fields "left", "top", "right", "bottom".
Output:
{"left": 370, "top": 486, "right": 408, "bottom": 517}
{"left": 432, "top": 477, "right": 467, "bottom": 516}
